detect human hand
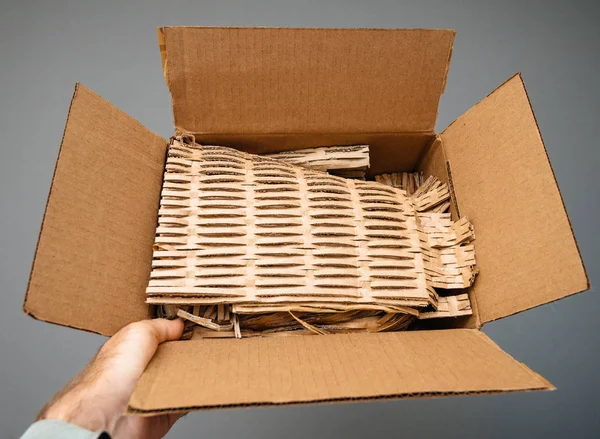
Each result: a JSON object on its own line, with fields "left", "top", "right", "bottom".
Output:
{"left": 37, "top": 318, "right": 185, "bottom": 439}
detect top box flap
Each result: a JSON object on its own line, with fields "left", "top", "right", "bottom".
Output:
{"left": 159, "top": 27, "right": 454, "bottom": 135}
{"left": 129, "top": 329, "right": 552, "bottom": 413}
{"left": 441, "top": 74, "right": 589, "bottom": 325}
{"left": 24, "top": 84, "right": 167, "bottom": 336}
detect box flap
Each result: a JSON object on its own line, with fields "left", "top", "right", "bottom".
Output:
{"left": 129, "top": 329, "right": 552, "bottom": 413}
{"left": 159, "top": 27, "right": 454, "bottom": 135}
{"left": 417, "top": 138, "right": 480, "bottom": 329}
{"left": 440, "top": 74, "right": 589, "bottom": 325}
{"left": 24, "top": 84, "right": 167, "bottom": 336}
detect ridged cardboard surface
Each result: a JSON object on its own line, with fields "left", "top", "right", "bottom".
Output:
{"left": 147, "top": 139, "right": 476, "bottom": 314}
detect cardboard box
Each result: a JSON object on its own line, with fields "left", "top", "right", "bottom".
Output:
{"left": 23, "top": 27, "right": 589, "bottom": 414}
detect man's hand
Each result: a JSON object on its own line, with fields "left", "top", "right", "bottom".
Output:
{"left": 37, "top": 318, "right": 185, "bottom": 439}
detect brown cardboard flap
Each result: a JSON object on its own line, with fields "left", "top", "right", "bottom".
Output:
{"left": 129, "top": 330, "right": 552, "bottom": 413}
{"left": 160, "top": 27, "right": 454, "bottom": 135}
{"left": 24, "top": 84, "right": 167, "bottom": 336}
{"left": 441, "top": 74, "right": 589, "bottom": 325}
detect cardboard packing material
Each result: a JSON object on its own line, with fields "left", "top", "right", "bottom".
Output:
{"left": 148, "top": 138, "right": 474, "bottom": 313}
{"left": 265, "top": 144, "right": 370, "bottom": 179}
{"left": 23, "top": 27, "right": 589, "bottom": 414}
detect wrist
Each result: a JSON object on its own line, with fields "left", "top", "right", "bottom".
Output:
{"left": 38, "top": 387, "right": 110, "bottom": 433}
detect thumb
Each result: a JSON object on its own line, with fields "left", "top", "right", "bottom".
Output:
{"left": 99, "top": 318, "right": 184, "bottom": 383}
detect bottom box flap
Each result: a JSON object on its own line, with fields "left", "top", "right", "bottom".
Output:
{"left": 129, "top": 329, "right": 552, "bottom": 413}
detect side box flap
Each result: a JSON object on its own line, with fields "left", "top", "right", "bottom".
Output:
{"left": 24, "top": 84, "right": 167, "bottom": 336}
{"left": 441, "top": 74, "right": 589, "bottom": 325}
{"left": 159, "top": 27, "right": 454, "bottom": 135}
{"left": 129, "top": 330, "right": 552, "bottom": 413}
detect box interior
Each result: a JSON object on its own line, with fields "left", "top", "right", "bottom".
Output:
{"left": 191, "top": 132, "right": 435, "bottom": 176}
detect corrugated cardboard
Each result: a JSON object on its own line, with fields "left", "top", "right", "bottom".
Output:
{"left": 440, "top": 74, "right": 589, "bottom": 324}
{"left": 129, "top": 330, "right": 552, "bottom": 414}
{"left": 24, "top": 85, "right": 167, "bottom": 336}
{"left": 191, "top": 132, "right": 434, "bottom": 175}
{"left": 24, "top": 28, "right": 589, "bottom": 411}
{"left": 147, "top": 139, "right": 474, "bottom": 312}
{"left": 159, "top": 27, "right": 454, "bottom": 135}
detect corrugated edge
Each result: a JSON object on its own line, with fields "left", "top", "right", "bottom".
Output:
{"left": 127, "top": 386, "right": 554, "bottom": 416}
{"left": 439, "top": 35, "right": 454, "bottom": 95}
{"left": 441, "top": 73, "right": 590, "bottom": 325}
{"left": 441, "top": 73, "right": 525, "bottom": 135}
{"left": 159, "top": 27, "right": 180, "bottom": 136}
{"left": 181, "top": 130, "right": 435, "bottom": 136}
{"left": 160, "top": 25, "right": 455, "bottom": 31}
{"left": 23, "top": 84, "right": 86, "bottom": 327}
{"left": 157, "top": 27, "right": 169, "bottom": 90}
{"left": 471, "top": 331, "right": 555, "bottom": 390}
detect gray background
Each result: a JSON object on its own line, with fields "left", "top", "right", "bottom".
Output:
{"left": 1, "top": 0, "right": 598, "bottom": 438}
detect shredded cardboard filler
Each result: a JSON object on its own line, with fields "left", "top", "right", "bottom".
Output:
{"left": 149, "top": 137, "right": 477, "bottom": 338}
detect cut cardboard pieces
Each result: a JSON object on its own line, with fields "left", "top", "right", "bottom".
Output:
{"left": 24, "top": 28, "right": 588, "bottom": 414}
{"left": 148, "top": 139, "right": 475, "bottom": 316}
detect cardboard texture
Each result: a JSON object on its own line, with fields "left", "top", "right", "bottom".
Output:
{"left": 264, "top": 144, "right": 370, "bottom": 171}
{"left": 159, "top": 27, "right": 454, "bottom": 135}
{"left": 147, "top": 139, "right": 476, "bottom": 318}
{"left": 265, "top": 144, "right": 370, "bottom": 179}
{"left": 129, "top": 330, "right": 552, "bottom": 413}
{"left": 24, "top": 27, "right": 589, "bottom": 412}
{"left": 441, "top": 74, "right": 589, "bottom": 324}
{"left": 192, "top": 132, "right": 434, "bottom": 174}
{"left": 24, "top": 84, "right": 167, "bottom": 336}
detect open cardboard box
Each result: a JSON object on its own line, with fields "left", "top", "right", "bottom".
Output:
{"left": 23, "top": 27, "right": 589, "bottom": 414}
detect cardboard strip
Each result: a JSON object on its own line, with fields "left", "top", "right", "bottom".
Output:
{"left": 375, "top": 172, "right": 424, "bottom": 195}
{"left": 264, "top": 144, "right": 369, "bottom": 172}
{"left": 147, "top": 138, "right": 478, "bottom": 335}
{"left": 420, "top": 294, "right": 472, "bottom": 319}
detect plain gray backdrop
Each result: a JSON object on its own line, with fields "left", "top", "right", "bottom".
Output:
{"left": 1, "top": 1, "right": 599, "bottom": 438}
